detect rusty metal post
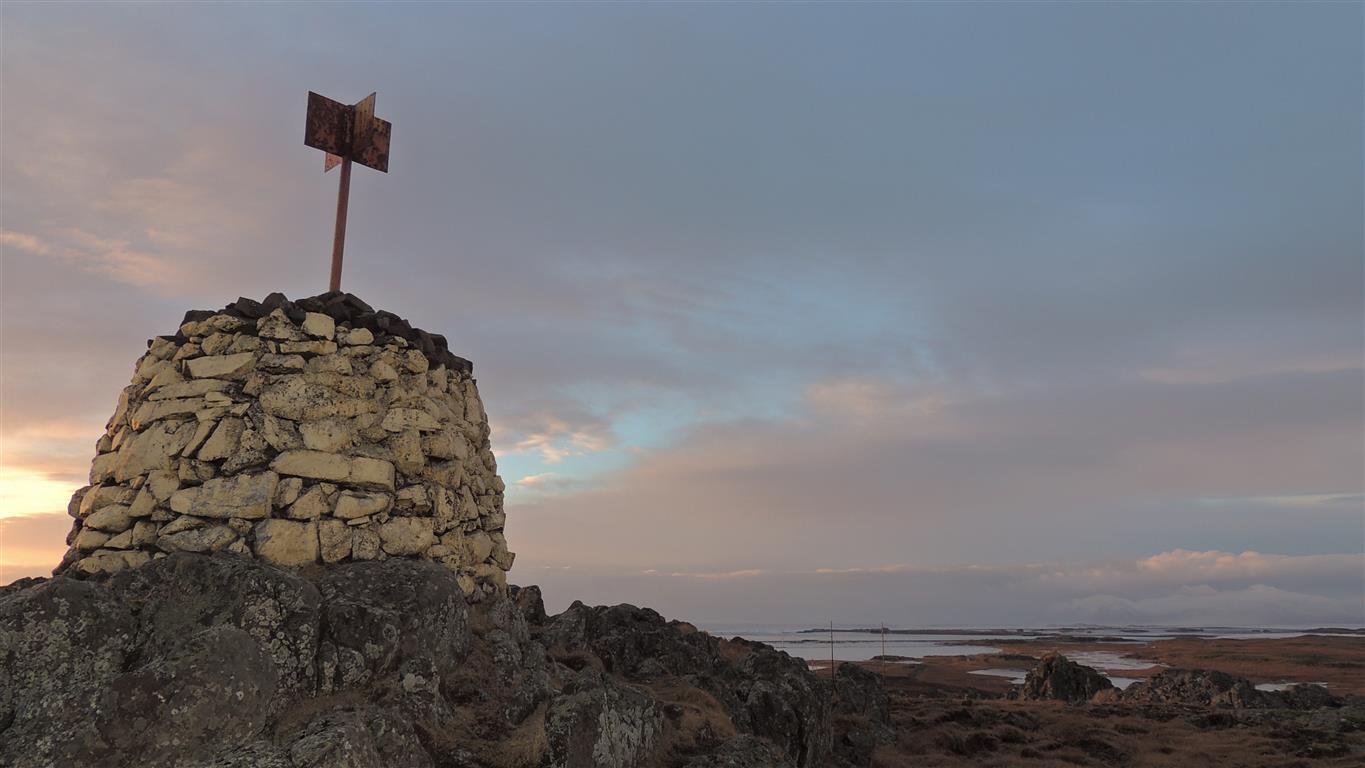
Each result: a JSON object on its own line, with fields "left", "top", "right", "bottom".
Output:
{"left": 330, "top": 158, "right": 353, "bottom": 292}
{"left": 306, "top": 90, "right": 390, "bottom": 293}
{"left": 830, "top": 620, "right": 835, "bottom": 681}
{"left": 881, "top": 623, "right": 887, "bottom": 672}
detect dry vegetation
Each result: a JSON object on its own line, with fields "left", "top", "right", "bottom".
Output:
{"left": 859, "top": 635, "right": 1365, "bottom": 767}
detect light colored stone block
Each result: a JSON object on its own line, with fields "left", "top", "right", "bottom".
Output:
{"left": 185, "top": 352, "right": 256, "bottom": 380}
{"left": 168, "top": 471, "right": 278, "bottom": 519}
{"left": 253, "top": 519, "right": 318, "bottom": 566}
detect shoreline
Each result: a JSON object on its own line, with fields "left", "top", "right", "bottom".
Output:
{"left": 804, "top": 634, "right": 1365, "bottom": 696}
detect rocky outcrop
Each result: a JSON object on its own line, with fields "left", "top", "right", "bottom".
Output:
{"left": 541, "top": 602, "right": 833, "bottom": 767}
{"left": 1012, "top": 653, "right": 1115, "bottom": 704}
{"left": 832, "top": 662, "right": 895, "bottom": 764}
{"left": 0, "top": 553, "right": 884, "bottom": 768}
{"left": 1116, "top": 668, "right": 1341, "bottom": 710}
{"left": 58, "top": 293, "right": 510, "bottom": 599}
{"left": 1012, "top": 655, "right": 1343, "bottom": 712}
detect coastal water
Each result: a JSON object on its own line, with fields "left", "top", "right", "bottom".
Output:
{"left": 701, "top": 625, "right": 1340, "bottom": 688}
{"left": 702, "top": 625, "right": 1321, "bottom": 665}
{"left": 708, "top": 627, "right": 1014, "bottom": 663}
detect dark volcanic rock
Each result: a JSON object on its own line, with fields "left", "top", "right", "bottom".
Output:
{"left": 1120, "top": 668, "right": 1341, "bottom": 710}
{"left": 682, "top": 734, "right": 796, "bottom": 767}
{"left": 1120, "top": 668, "right": 1263, "bottom": 707}
{"left": 0, "top": 578, "right": 138, "bottom": 765}
{"left": 208, "top": 292, "right": 473, "bottom": 373}
{"left": 1013, "top": 653, "right": 1116, "bottom": 704}
{"left": 833, "top": 662, "right": 894, "bottom": 764}
{"left": 544, "top": 601, "right": 723, "bottom": 679}
{"left": 111, "top": 553, "right": 322, "bottom": 697}
{"left": 544, "top": 672, "right": 664, "bottom": 768}
{"left": 0, "top": 553, "right": 872, "bottom": 768}
{"left": 314, "top": 559, "right": 470, "bottom": 693}
{"left": 97, "top": 625, "right": 278, "bottom": 760}
{"left": 543, "top": 602, "right": 833, "bottom": 767}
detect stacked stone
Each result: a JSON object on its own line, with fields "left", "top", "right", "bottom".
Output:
{"left": 58, "top": 292, "right": 512, "bottom": 598}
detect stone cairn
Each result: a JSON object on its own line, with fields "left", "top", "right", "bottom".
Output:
{"left": 58, "top": 292, "right": 512, "bottom": 598}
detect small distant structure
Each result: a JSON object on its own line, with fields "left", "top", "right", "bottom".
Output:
{"left": 304, "top": 91, "right": 392, "bottom": 292}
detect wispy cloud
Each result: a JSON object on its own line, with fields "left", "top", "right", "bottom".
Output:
{"left": 505, "top": 415, "right": 614, "bottom": 464}
{"left": 517, "top": 472, "right": 557, "bottom": 488}
{"left": 2, "top": 227, "right": 186, "bottom": 292}
{"left": 517, "top": 550, "right": 1365, "bottom": 627}
{"left": 1197, "top": 493, "right": 1363, "bottom": 510}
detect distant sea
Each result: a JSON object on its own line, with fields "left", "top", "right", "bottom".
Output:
{"left": 700, "top": 624, "right": 1362, "bottom": 665}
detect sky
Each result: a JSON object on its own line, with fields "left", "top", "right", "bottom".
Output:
{"left": 1, "top": 2, "right": 1361, "bottom": 628}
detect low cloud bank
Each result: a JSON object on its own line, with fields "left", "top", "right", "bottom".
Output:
{"left": 520, "top": 549, "right": 1365, "bottom": 628}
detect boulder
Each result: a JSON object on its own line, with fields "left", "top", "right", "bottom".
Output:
{"left": 0, "top": 578, "right": 138, "bottom": 766}
{"left": 315, "top": 560, "right": 469, "bottom": 691}
{"left": 682, "top": 736, "right": 795, "bottom": 768}
{"left": 94, "top": 625, "right": 277, "bottom": 761}
{"left": 1115, "top": 668, "right": 1334, "bottom": 709}
{"left": 544, "top": 672, "right": 663, "bottom": 768}
{"left": 1013, "top": 653, "right": 1115, "bottom": 704}
{"left": 832, "top": 663, "right": 894, "bottom": 764}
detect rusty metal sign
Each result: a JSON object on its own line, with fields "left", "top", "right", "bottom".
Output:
{"left": 305, "top": 90, "right": 391, "bottom": 291}
{"left": 305, "top": 91, "right": 390, "bottom": 173}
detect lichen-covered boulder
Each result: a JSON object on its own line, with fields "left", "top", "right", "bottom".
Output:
{"left": 94, "top": 625, "right": 278, "bottom": 760}
{"left": 832, "top": 662, "right": 894, "bottom": 764}
{"left": 1013, "top": 652, "right": 1115, "bottom": 704}
{"left": 544, "top": 672, "right": 664, "bottom": 768}
{"left": 0, "top": 578, "right": 138, "bottom": 766}
{"left": 111, "top": 553, "right": 323, "bottom": 696}
{"left": 543, "top": 602, "right": 833, "bottom": 768}
{"left": 315, "top": 559, "right": 470, "bottom": 693}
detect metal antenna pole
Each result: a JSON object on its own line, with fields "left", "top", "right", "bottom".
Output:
{"left": 881, "top": 623, "right": 887, "bottom": 672}
{"left": 830, "top": 620, "right": 835, "bottom": 680}
{"left": 330, "top": 158, "right": 352, "bottom": 292}
{"left": 829, "top": 619, "right": 835, "bottom": 748}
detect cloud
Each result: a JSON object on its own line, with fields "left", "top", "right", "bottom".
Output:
{"left": 516, "top": 473, "right": 557, "bottom": 488}
{"left": 512, "top": 368, "right": 1363, "bottom": 574}
{"left": 2, "top": 228, "right": 187, "bottom": 292}
{"left": 509, "top": 423, "right": 612, "bottom": 465}
{"left": 1060, "top": 584, "right": 1362, "bottom": 627}
{"left": 659, "top": 569, "right": 768, "bottom": 580}
{"left": 516, "top": 549, "right": 1365, "bottom": 627}
{"left": 1197, "top": 493, "right": 1363, "bottom": 511}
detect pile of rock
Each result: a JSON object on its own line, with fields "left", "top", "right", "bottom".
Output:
{"left": 58, "top": 293, "right": 511, "bottom": 597}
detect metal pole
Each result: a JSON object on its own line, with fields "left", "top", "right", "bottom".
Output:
{"left": 830, "top": 621, "right": 835, "bottom": 681}
{"left": 881, "top": 624, "right": 886, "bottom": 672}
{"left": 829, "top": 620, "right": 835, "bottom": 748}
{"left": 329, "top": 158, "right": 353, "bottom": 292}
